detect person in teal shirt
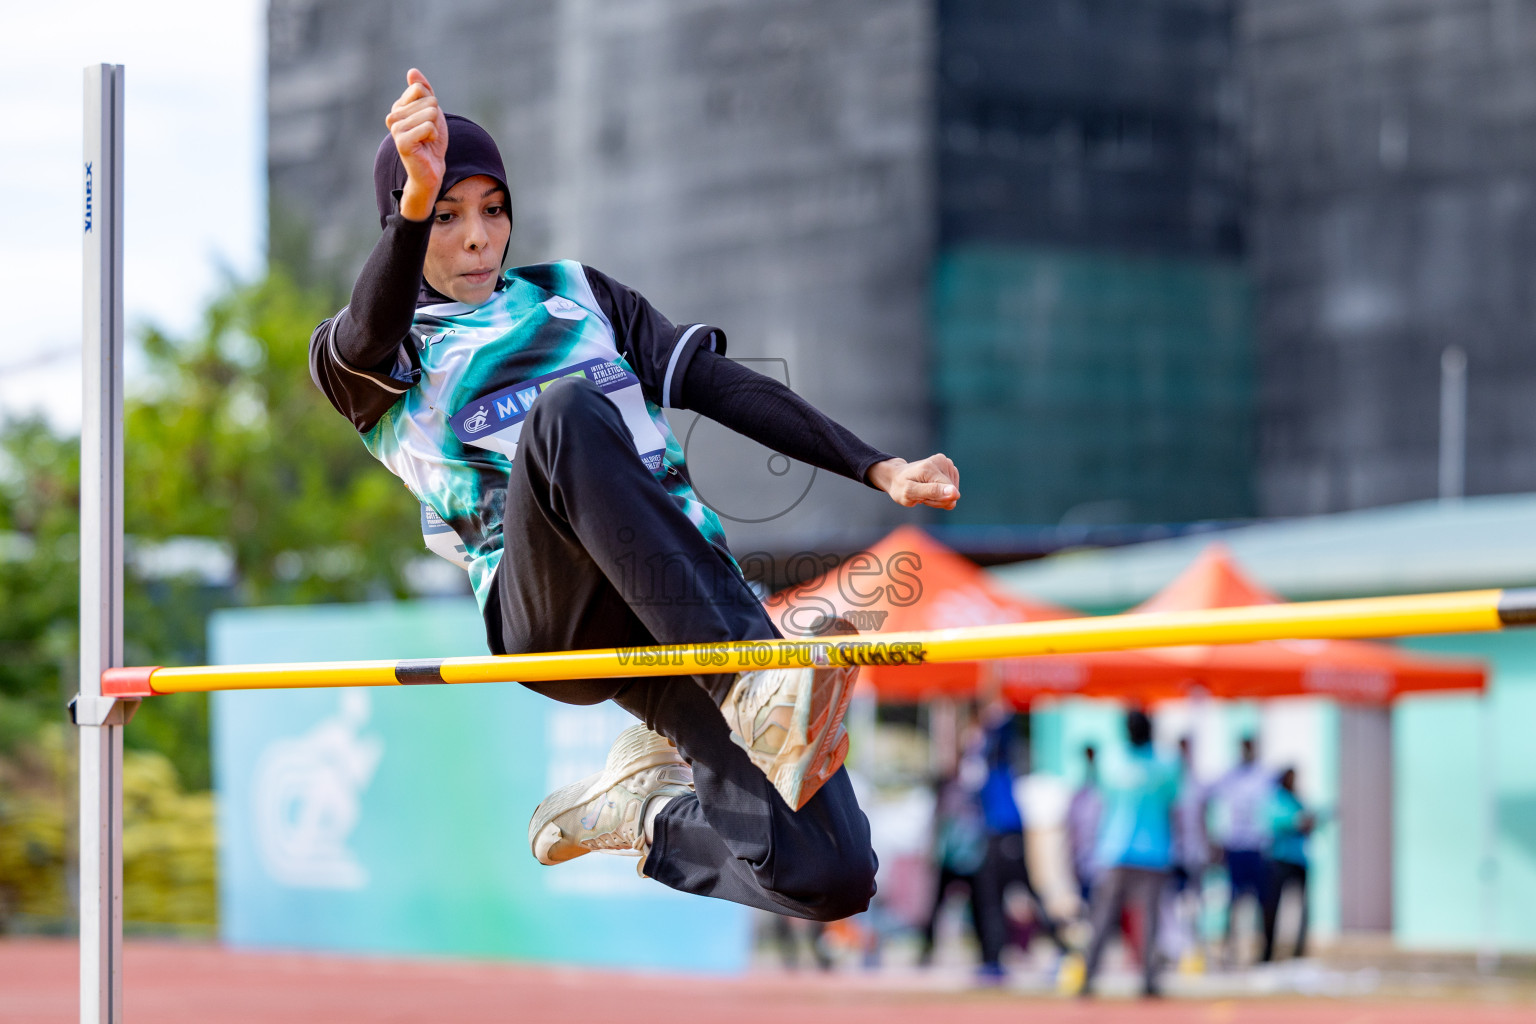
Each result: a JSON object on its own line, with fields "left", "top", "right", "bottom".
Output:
{"left": 1080, "top": 710, "right": 1181, "bottom": 998}
{"left": 1261, "top": 767, "right": 1317, "bottom": 961}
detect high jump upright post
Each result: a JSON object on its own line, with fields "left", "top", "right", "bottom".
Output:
{"left": 76, "top": 63, "right": 132, "bottom": 1024}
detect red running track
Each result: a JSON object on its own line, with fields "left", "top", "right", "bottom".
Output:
{"left": 1, "top": 939, "right": 1531, "bottom": 1024}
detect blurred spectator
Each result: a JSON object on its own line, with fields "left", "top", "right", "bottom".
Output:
{"left": 1212, "top": 735, "right": 1274, "bottom": 964}
{"left": 971, "top": 699, "right": 1070, "bottom": 980}
{"left": 1260, "top": 767, "right": 1317, "bottom": 962}
{"left": 1066, "top": 744, "right": 1103, "bottom": 914}
{"left": 1080, "top": 711, "right": 1180, "bottom": 999}
{"left": 917, "top": 768, "right": 988, "bottom": 968}
{"left": 765, "top": 914, "right": 832, "bottom": 971}
{"left": 839, "top": 765, "right": 898, "bottom": 969}
{"left": 1168, "top": 736, "right": 1213, "bottom": 968}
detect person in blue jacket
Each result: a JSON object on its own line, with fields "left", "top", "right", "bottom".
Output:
{"left": 969, "top": 699, "right": 1070, "bottom": 981}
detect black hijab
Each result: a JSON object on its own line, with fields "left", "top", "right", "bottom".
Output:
{"left": 373, "top": 113, "right": 511, "bottom": 303}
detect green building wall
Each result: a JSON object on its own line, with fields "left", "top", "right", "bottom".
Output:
{"left": 933, "top": 244, "right": 1254, "bottom": 525}
{"left": 1399, "top": 632, "right": 1536, "bottom": 953}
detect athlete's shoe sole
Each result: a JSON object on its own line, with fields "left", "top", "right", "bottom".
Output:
{"left": 723, "top": 618, "right": 860, "bottom": 811}
{"left": 528, "top": 724, "right": 691, "bottom": 866}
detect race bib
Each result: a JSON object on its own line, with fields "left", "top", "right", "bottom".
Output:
{"left": 448, "top": 357, "right": 667, "bottom": 473}
{"left": 420, "top": 502, "right": 471, "bottom": 567}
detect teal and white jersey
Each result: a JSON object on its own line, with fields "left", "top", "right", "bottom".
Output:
{"left": 312, "top": 260, "right": 728, "bottom": 610}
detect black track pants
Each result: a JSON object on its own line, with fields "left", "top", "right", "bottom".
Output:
{"left": 481, "top": 377, "right": 877, "bottom": 921}
{"left": 1261, "top": 860, "right": 1308, "bottom": 962}
{"left": 974, "top": 831, "right": 1070, "bottom": 961}
{"left": 1083, "top": 866, "right": 1169, "bottom": 996}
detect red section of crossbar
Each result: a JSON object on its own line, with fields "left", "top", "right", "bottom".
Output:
{"left": 102, "top": 666, "right": 159, "bottom": 697}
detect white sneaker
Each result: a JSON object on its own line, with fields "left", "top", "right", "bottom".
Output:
{"left": 721, "top": 621, "right": 859, "bottom": 811}
{"left": 528, "top": 724, "right": 692, "bottom": 868}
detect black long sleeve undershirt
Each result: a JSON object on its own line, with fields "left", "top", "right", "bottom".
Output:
{"left": 677, "top": 348, "right": 892, "bottom": 488}
{"left": 333, "top": 212, "right": 434, "bottom": 372}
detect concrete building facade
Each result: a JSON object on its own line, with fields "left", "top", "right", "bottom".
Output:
{"left": 932, "top": 0, "right": 1254, "bottom": 526}
{"left": 1245, "top": 0, "right": 1536, "bottom": 515}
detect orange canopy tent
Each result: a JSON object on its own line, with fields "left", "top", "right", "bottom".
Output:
{"left": 1127, "top": 544, "right": 1487, "bottom": 702}
{"left": 763, "top": 526, "right": 1188, "bottom": 703}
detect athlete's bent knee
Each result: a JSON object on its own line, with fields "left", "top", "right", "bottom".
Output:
{"left": 522, "top": 375, "right": 610, "bottom": 428}
{"left": 518, "top": 377, "right": 627, "bottom": 468}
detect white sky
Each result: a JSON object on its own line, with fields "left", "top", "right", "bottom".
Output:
{"left": 0, "top": 0, "right": 265, "bottom": 431}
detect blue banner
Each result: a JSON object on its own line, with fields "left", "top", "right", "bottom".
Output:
{"left": 210, "top": 598, "right": 748, "bottom": 970}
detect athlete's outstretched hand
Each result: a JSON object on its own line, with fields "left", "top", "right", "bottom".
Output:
{"left": 868, "top": 454, "right": 961, "bottom": 510}
{"left": 385, "top": 68, "right": 449, "bottom": 221}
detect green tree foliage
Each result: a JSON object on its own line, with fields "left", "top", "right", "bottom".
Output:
{"left": 0, "top": 268, "right": 426, "bottom": 778}
{"left": 0, "top": 267, "right": 429, "bottom": 929}
{"left": 127, "top": 268, "right": 422, "bottom": 607}
{"left": 0, "top": 725, "right": 216, "bottom": 933}
{"left": 120, "top": 747, "right": 217, "bottom": 931}
{"left": 0, "top": 725, "right": 71, "bottom": 927}
{"left": 0, "top": 421, "right": 80, "bottom": 753}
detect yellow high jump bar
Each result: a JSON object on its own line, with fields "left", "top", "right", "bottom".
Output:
{"left": 103, "top": 586, "right": 1536, "bottom": 697}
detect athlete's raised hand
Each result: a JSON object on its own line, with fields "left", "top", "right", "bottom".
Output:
{"left": 868, "top": 454, "right": 961, "bottom": 510}
{"left": 385, "top": 68, "right": 449, "bottom": 221}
